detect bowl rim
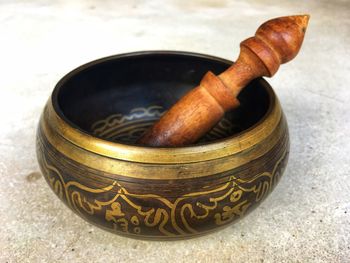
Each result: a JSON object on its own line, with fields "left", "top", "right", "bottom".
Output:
{"left": 48, "top": 50, "right": 281, "bottom": 164}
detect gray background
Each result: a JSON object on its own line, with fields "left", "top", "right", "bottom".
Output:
{"left": 0, "top": 0, "right": 349, "bottom": 262}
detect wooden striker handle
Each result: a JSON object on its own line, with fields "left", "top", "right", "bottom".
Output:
{"left": 138, "top": 15, "right": 310, "bottom": 147}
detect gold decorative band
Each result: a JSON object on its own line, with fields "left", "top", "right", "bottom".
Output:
{"left": 40, "top": 103, "right": 285, "bottom": 179}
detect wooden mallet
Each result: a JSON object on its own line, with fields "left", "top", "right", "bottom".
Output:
{"left": 138, "top": 15, "right": 310, "bottom": 147}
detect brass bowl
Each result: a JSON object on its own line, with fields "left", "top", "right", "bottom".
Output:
{"left": 36, "top": 51, "right": 289, "bottom": 240}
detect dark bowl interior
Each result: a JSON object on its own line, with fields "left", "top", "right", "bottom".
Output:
{"left": 53, "top": 51, "right": 270, "bottom": 145}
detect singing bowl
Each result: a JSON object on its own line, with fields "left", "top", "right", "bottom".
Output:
{"left": 36, "top": 51, "right": 289, "bottom": 240}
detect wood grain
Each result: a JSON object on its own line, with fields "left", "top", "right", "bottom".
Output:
{"left": 138, "top": 15, "right": 309, "bottom": 146}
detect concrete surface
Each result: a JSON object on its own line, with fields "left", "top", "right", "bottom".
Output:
{"left": 0, "top": 0, "right": 349, "bottom": 262}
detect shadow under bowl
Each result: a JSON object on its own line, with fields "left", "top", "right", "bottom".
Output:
{"left": 36, "top": 51, "right": 289, "bottom": 240}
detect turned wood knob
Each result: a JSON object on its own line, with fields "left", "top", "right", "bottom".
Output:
{"left": 138, "top": 15, "right": 310, "bottom": 147}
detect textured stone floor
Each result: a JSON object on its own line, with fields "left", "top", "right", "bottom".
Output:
{"left": 0, "top": 0, "right": 349, "bottom": 262}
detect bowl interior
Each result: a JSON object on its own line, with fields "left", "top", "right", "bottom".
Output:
{"left": 53, "top": 52, "right": 270, "bottom": 145}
